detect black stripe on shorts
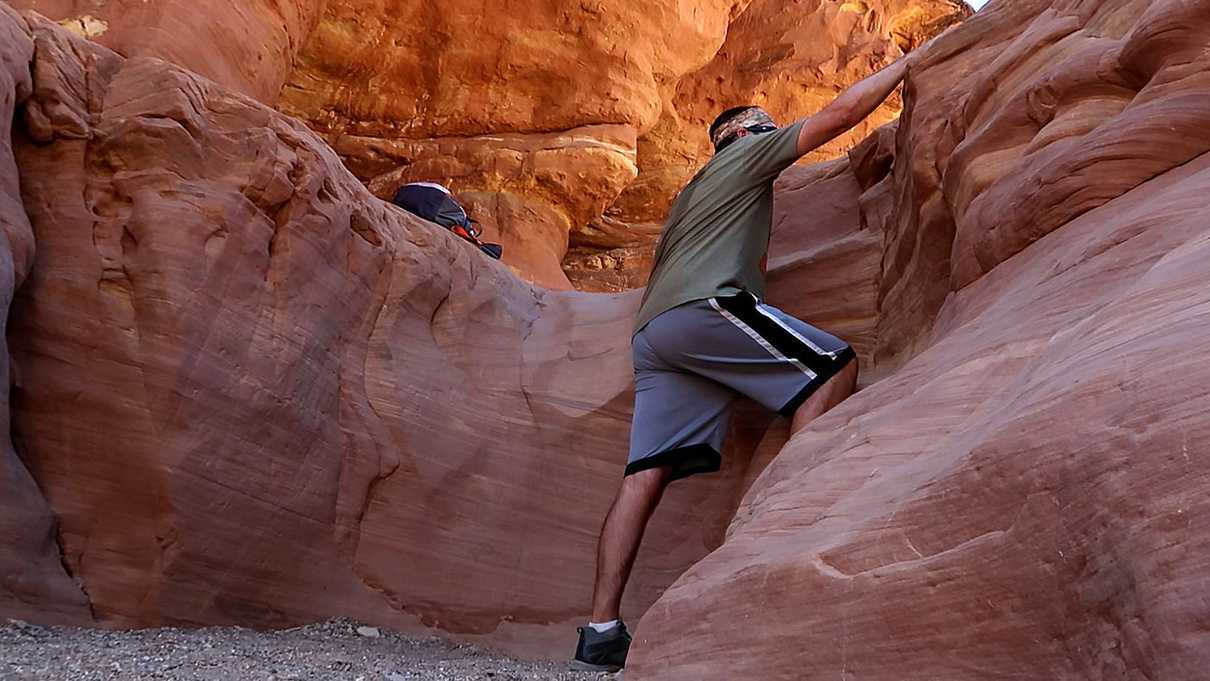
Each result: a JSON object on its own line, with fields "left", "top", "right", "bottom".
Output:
{"left": 777, "top": 346, "right": 856, "bottom": 416}
{"left": 714, "top": 293, "right": 856, "bottom": 416}
{"left": 624, "top": 444, "right": 722, "bottom": 481}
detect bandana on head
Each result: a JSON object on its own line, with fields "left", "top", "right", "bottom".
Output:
{"left": 711, "top": 107, "right": 777, "bottom": 149}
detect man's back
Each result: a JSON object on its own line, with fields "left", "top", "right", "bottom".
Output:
{"left": 634, "top": 121, "right": 804, "bottom": 334}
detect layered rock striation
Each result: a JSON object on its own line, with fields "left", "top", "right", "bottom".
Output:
{"left": 0, "top": 2, "right": 91, "bottom": 625}
{"left": 275, "top": 0, "right": 754, "bottom": 289}
{"left": 628, "top": 0, "right": 1210, "bottom": 678}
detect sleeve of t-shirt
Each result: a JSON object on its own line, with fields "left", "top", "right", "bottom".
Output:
{"left": 734, "top": 121, "right": 805, "bottom": 182}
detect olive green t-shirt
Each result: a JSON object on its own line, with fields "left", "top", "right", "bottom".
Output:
{"left": 634, "top": 121, "right": 805, "bottom": 335}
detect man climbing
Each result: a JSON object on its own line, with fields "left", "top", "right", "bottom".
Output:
{"left": 572, "top": 53, "right": 918, "bottom": 672}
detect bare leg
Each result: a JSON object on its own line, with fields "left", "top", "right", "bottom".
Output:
{"left": 590, "top": 466, "right": 674, "bottom": 623}
{"left": 791, "top": 357, "right": 859, "bottom": 436}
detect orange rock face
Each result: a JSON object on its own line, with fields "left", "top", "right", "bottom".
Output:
{"left": 563, "top": 0, "right": 967, "bottom": 289}
{"left": 275, "top": 0, "right": 966, "bottom": 289}
{"left": 628, "top": 0, "right": 1210, "bottom": 678}
{"left": 275, "top": 0, "right": 751, "bottom": 289}
{"left": 8, "top": 0, "right": 325, "bottom": 102}
{"left": 8, "top": 1, "right": 965, "bottom": 291}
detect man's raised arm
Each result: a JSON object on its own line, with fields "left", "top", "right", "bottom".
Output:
{"left": 795, "top": 56, "right": 914, "bottom": 156}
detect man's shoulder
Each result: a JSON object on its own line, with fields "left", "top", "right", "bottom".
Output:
{"left": 688, "top": 148, "right": 750, "bottom": 188}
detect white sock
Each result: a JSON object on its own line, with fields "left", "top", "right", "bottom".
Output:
{"left": 588, "top": 619, "right": 619, "bottom": 633}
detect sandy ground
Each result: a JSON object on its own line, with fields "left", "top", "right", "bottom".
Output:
{"left": 0, "top": 619, "right": 621, "bottom": 681}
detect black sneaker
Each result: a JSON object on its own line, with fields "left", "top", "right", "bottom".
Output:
{"left": 572, "top": 621, "right": 632, "bottom": 672}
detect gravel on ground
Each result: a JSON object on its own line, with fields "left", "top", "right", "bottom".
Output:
{"left": 0, "top": 618, "right": 621, "bottom": 681}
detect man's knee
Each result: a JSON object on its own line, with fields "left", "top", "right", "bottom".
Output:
{"left": 620, "top": 466, "right": 673, "bottom": 497}
{"left": 838, "top": 353, "right": 859, "bottom": 387}
{"left": 791, "top": 353, "right": 859, "bottom": 429}
{"left": 815, "top": 353, "right": 858, "bottom": 396}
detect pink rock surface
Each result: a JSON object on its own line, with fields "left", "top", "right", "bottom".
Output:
{"left": 628, "top": 0, "right": 1210, "bottom": 678}
{"left": 0, "top": 2, "right": 90, "bottom": 624}
{"left": 3, "top": 2, "right": 1209, "bottom": 677}
{"left": 0, "top": 11, "right": 780, "bottom": 650}
{"left": 767, "top": 156, "right": 883, "bottom": 374}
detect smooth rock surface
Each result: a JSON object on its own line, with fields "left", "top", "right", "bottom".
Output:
{"left": 628, "top": 1, "right": 1210, "bottom": 678}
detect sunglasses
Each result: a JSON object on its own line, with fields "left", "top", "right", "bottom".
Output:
{"left": 745, "top": 124, "right": 778, "bottom": 134}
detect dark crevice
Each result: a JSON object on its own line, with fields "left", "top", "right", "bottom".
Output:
{"left": 53, "top": 524, "right": 96, "bottom": 621}
{"left": 9, "top": 410, "right": 96, "bottom": 621}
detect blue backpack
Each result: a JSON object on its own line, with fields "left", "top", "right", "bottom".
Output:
{"left": 392, "top": 182, "right": 503, "bottom": 260}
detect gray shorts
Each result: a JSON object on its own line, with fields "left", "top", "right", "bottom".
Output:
{"left": 628, "top": 292, "right": 855, "bottom": 481}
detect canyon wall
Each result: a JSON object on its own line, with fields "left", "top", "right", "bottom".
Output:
{"left": 0, "top": 8, "right": 857, "bottom": 651}
{"left": 11, "top": 0, "right": 325, "bottom": 102}
{"left": 574, "top": 0, "right": 967, "bottom": 291}
{"left": 12, "top": 0, "right": 967, "bottom": 291}
{"left": 628, "top": 0, "right": 1210, "bottom": 678}
{"left": 0, "top": 3, "right": 91, "bottom": 624}
{"left": 0, "top": 0, "right": 902, "bottom": 648}
{"left": 1, "top": 12, "right": 722, "bottom": 645}
{"left": 276, "top": 0, "right": 967, "bottom": 290}
{"left": 4, "top": 1, "right": 1209, "bottom": 678}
